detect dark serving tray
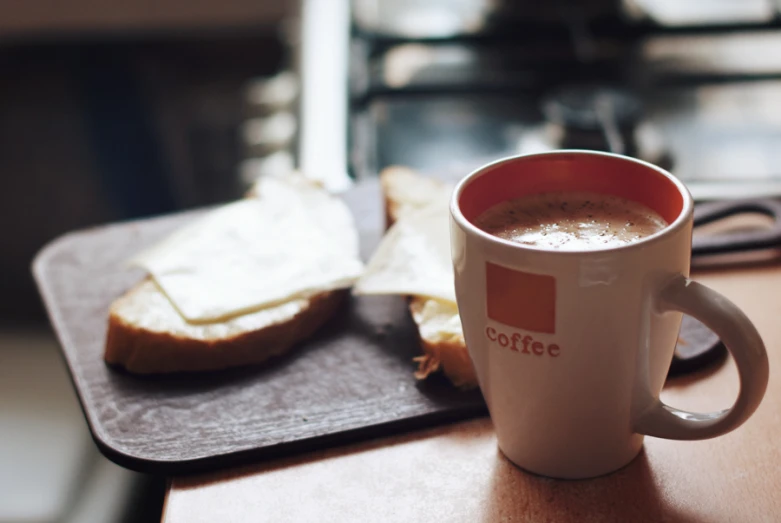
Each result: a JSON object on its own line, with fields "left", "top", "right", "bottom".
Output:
{"left": 32, "top": 180, "right": 486, "bottom": 476}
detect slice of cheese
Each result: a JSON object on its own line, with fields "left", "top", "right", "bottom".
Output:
{"left": 131, "top": 175, "right": 364, "bottom": 323}
{"left": 354, "top": 196, "right": 455, "bottom": 303}
{"left": 355, "top": 177, "right": 465, "bottom": 343}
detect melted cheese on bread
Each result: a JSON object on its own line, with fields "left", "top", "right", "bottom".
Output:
{"left": 132, "top": 176, "right": 363, "bottom": 323}
{"left": 353, "top": 200, "right": 455, "bottom": 303}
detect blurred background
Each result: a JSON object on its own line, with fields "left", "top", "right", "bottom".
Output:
{"left": 1, "top": 1, "right": 289, "bottom": 522}
{"left": 4, "top": 0, "right": 781, "bottom": 520}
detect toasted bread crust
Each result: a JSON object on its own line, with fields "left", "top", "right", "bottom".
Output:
{"left": 105, "top": 280, "right": 346, "bottom": 374}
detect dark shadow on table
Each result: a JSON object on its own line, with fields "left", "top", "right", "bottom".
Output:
{"left": 481, "top": 448, "right": 704, "bottom": 523}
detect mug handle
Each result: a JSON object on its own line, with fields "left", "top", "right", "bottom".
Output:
{"left": 634, "top": 275, "right": 769, "bottom": 440}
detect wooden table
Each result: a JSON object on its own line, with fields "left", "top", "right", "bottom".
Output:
{"left": 162, "top": 265, "right": 781, "bottom": 523}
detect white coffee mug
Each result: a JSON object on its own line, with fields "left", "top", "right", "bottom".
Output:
{"left": 450, "top": 150, "right": 769, "bottom": 479}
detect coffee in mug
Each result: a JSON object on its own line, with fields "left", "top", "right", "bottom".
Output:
{"left": 473, "top": 191, "right": 667, "bottom": 250}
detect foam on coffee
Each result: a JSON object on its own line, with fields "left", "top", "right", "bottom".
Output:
{"left": 474, "top": 191, "right": 668, "bottom": 250}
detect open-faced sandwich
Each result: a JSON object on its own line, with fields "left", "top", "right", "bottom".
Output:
{"left": 355, "top": 166, "right": 477, "bottom": 389}
{"left": 105, "top": 175, "right": 364, "bottom": 374}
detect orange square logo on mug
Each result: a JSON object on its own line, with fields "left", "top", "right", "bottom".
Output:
{"left": 485, "top": 262, "right": 556, "bottom": 334}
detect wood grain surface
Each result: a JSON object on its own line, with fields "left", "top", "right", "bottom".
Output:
{"left": 164, "top": 265, "right": 781, "bottom": 523}
{"left": 31, "top": 181, "right": 484, "bottom": 475}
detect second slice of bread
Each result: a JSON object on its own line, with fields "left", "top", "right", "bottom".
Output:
{"left": 380, "top": 166, "right": 478, "bottom": 389}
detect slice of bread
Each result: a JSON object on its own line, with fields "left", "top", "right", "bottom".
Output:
{"left": 105, "top": 177, "right": 351, "bottom": 374}
{"left": 381, "top": 167, "right": 478, "bottom": 389}
{"left": 380, "top": 166, "right": 453, "bottom": 229}
{"left": 105, "top": 279, "right": 345, "bottom": 374}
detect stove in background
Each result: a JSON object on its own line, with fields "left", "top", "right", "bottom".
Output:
{"left": 294, "top": 0, "right": 781, "bottom": 200}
